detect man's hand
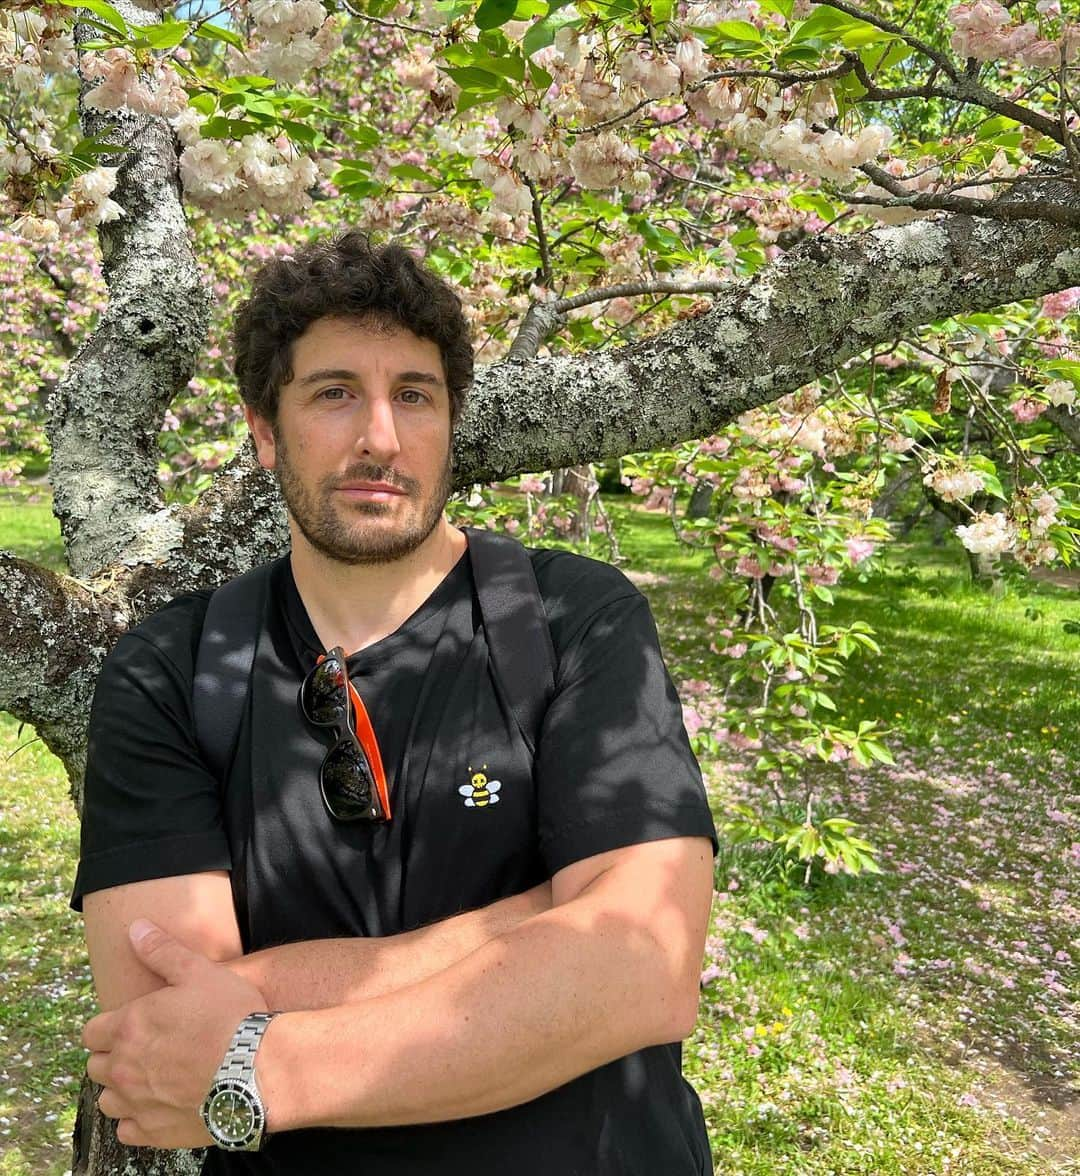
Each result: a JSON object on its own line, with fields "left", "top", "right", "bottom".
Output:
{"left": 83, "top": 919, "right": 269, "bottom": 1150}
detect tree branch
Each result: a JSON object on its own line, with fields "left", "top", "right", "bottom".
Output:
{"left": 818, "top": 0, "right": 959, "bottom": 80}
{"left": 47, "top": 1, "right": 210, "bottom": 580}
{"left": 524, "top": 175, "right": 553, "bottom": 287}
{"left": 0, "top": 553, "right": 121, "bottom": 789}
{"left": 854, "top": 163, "right": 1080, "bottom": 226}
{"left": 455, "top": 181, "right": 1080, "bottom": 483}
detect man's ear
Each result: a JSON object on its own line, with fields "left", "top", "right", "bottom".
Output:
{"left": 243, "top": 404, "right": 277, "bottom": 471}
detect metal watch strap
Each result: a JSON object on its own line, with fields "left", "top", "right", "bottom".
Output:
{"left": 217, "top": 1012, "right": 278, "bottom": 1082}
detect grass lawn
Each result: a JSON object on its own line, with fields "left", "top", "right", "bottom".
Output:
{"left": 0, "top": 493, "right": 1077, "bottom": 1175}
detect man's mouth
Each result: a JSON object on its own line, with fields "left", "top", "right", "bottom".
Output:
{"left": 336, "top": 480, "right": 409, "bottom": 502}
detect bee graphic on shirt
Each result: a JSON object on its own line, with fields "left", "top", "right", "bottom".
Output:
{"left": 460, "top": 765, "right": 501, "bottom": 808}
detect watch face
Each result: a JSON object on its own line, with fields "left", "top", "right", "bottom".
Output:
{"left": 206, "top": 1081, "right": 263, "bottom": 1148}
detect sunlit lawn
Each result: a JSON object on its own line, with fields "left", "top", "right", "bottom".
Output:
{"left": 0, "top": 493, "right": 1077, "bottom": 1174}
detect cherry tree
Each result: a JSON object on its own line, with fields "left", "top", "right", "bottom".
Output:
{"left": 1, "top": 1, "right": 1079, "bottom": 1170}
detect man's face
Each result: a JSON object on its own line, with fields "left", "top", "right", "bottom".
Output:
{"left": 245, "top": 316, "right": 454, "bottom": 566}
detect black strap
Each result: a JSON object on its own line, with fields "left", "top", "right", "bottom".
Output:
{"left": 193, "top": 535, "right": 556, "bottom": 779}
{"left": 192, "top": 562, "right": 274, "bottom": 783}
{"left": 465, "top": 528, "right": 557, "bottom": 755}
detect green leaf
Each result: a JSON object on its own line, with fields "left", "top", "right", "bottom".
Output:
{"left": 979, "top": 472, "right": 1006, "bottom": 500}
{"left": 976, "top": 114, "right": 1020, "bottom": 140}
{"left": 864, "top": 740, "right": 895, "bottom": 765}
{"left": 523, "top": 6, "right": 580, "bottom": 56}
{"left": 529, "top": 59, "right": 554, "bottom": 90}
{"left": 389, "top": 163, "right": 438, "bottom": 184}
{"left": 194, "top": 21, "right": 245, "bottom": 50}
{"left": 475, "top": 0, "right": 518, "bottom": 29}
{"left": 710, "top": 18, "right": 762, "bottom": 42}
{"left": 200, "top": 115, "right": 263, "bottom": 139}
{"left": 279, "top": 119, "right": 325, "bottom": 148}
{"left": 57, "top": 0, "right": 127, "bottom": 35}
{"left": 443, "top": 65, "right": 514, "bottom": 94}
{"left": 851, "top": 742, "right": 872, "bottom": 767}
{"left": 188, "top": 91, "right": 217, "bottom": 116}
{"left": 791, "top": 4, "right": 859, "bottom": 42}
{"left": 131, "top": 18, "right": 189, "bottom": 48}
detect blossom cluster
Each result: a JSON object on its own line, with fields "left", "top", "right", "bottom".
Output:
{"left": 948, "top": 1, "right": 1080, "bottom": 67}
{"left": 0, "top": 8, "right": 75, "bottom": 89}
{"left": 239, "top": 0, "right": 341, "bottom": 87}
{"left": 82, "top": 49, "right": 188, "bottom": 117}
{"left": 954, "top": 510, "right": 1014, "bottom": 555}
{"left": 729, "top": 92, "right": 892, "bottom": 185}
{"left": 955, "top": 490, "right": 1060, "bottom": 564}
{"left": 924, "top": 465, "right": 985, "bottom": 502}
{"left": 178, "top": 131, "right": 321, "bottom": 217}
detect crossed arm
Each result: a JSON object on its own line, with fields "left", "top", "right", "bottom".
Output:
{"left": 81, "top": 836, "right": 714, "bottom": 1148}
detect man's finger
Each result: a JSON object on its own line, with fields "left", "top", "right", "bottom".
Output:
{"left": 128, "top": 919, "right": 209, "bottom": 985}
{"left": 98, "top": 1086, "right": 134, "bottom": 1122}
{"left": 86, "top": 1051, "right": 110, "bottom": 1086}
{"left": 116, "top": 1118, "right": 147, "bottom": 1148}
{"left": 82, "top": 1011, "right": 118, "bottom": 1053}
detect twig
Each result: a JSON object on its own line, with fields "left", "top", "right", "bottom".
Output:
{"left": 338, "top": 0, "right": 432, "bottom": 36}
{"left": 524, "top": 175, "right": 553, "bottom": 287}
{"left": 818, "top": 0, "right": 959, "bottom": 79}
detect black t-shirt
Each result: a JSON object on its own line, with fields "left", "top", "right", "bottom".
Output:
{"left": 72, "top": 544, "right": 717, "bottom": 1175}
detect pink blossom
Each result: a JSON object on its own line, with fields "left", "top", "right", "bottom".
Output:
{"left": 805, "top": 564, "right": 840, "bottom": 586}
{"left": 846, "top": 538, "right": 876, "bottom": 564}
{"left": 1041, "top": 287, "right": 1080, "bottom": 320}
{"left": 735, "top": 555, "right": 766, "bottom": 579}
{"left": 723, "top": 643, "right": 748, "bottom": 659}
{"left": 682, "top": 705, "right": 705, "bottom": 737}
{"left": 1008, "top": 397, "right": 1046, "bottom": 423}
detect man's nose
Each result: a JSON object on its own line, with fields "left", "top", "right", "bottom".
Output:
{"left": 354, "top": 394, "right": 401, "bottom": 465}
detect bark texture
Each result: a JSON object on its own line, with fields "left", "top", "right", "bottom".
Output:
{"left": 48, "top": 5, "right": 211, "bottom": 580}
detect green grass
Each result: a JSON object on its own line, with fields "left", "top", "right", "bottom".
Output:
{"left": 1, "top": 495, "right": 1077, "bottom": 1174}
{"left": 612, "top": 507, "right": 1079, "bottom": 1174}
{"left": 0, "top": 713, "right": 90, "bottom": 1176}
{"left": 0, "top": 487, "right": 66, "bottom": 574}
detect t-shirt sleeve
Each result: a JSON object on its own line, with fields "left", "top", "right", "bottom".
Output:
{"left": 534, "top": 588, "right": 718, "bottom": 877}
{"left": 70, "top": 602, "right": 231, "bottom": 911}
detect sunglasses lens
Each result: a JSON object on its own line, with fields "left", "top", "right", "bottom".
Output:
{"left": 321, "top": 739, "right": 379, "bottom": 821}
{"left": 303, "top": 656, "right": 349, "bottom": 726}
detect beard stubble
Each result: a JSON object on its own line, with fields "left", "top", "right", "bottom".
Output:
{"left": 273, "top": 431, "right": 454, "bottom": 566}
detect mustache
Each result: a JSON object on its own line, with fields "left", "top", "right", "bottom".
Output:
{"left": 330, "top": 463, "right": 420, "bottom": 495}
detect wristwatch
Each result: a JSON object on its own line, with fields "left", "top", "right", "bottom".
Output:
{"left": 200, "top": 1012, "right": 280, "bottom": 1151}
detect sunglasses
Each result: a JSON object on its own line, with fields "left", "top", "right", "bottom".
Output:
{"left": 299, "top": 647, "right": 391, "bottom": 822}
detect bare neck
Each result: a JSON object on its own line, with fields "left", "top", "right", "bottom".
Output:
{"left": 288, "top": 519, "right": 467, "bottom": 655}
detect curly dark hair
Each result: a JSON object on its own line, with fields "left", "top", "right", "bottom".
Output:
{"left": 232, "top": 231, "right": 474, "bottom": 425}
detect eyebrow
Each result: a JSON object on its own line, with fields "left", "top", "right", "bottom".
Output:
{"left": 297, "top": 367, "right": 445, "bottom": 388}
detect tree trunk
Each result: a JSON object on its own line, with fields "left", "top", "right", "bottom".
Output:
{"left": 872, "top": 466, "right": 920, "bottom": 520}
{"left": 685, "top": 481, "right": 715, "bottom": 520}
{"left": 966, "top": 547, "right": 1004, "bottom": 590}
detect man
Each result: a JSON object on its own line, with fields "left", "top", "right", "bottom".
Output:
{"left": 72, "top": 231, "right": 718, "bottom": 1174}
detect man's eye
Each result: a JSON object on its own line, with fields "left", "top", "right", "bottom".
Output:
{"left": 399, "top": 389, "right": 427, "bottom": 404}
{"left": 320, "top": 387, "right": 347, "bottom": 400}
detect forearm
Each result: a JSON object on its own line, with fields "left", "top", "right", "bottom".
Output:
{"left": 257, "top": 862, "right": 705, "bottom": 1130}
{"left": 230, "top": 882, "right": 551, "bottom": 1009}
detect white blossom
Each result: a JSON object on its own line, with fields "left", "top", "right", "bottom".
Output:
{"left": 926, "top": 466, "right": 985, "bottom": 502}
{"left": 955, "top": 511, "right": 1015, "bottom": 555}
{"left": 618, "top": 48, "right": 681, "bottom": 99}
{"left": 1045, "top": 379, "right": 1076, "bottom": 407}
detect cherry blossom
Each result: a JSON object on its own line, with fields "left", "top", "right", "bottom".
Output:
{"left": 955, "top": 511, "right": 1015, "bottom": 555}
